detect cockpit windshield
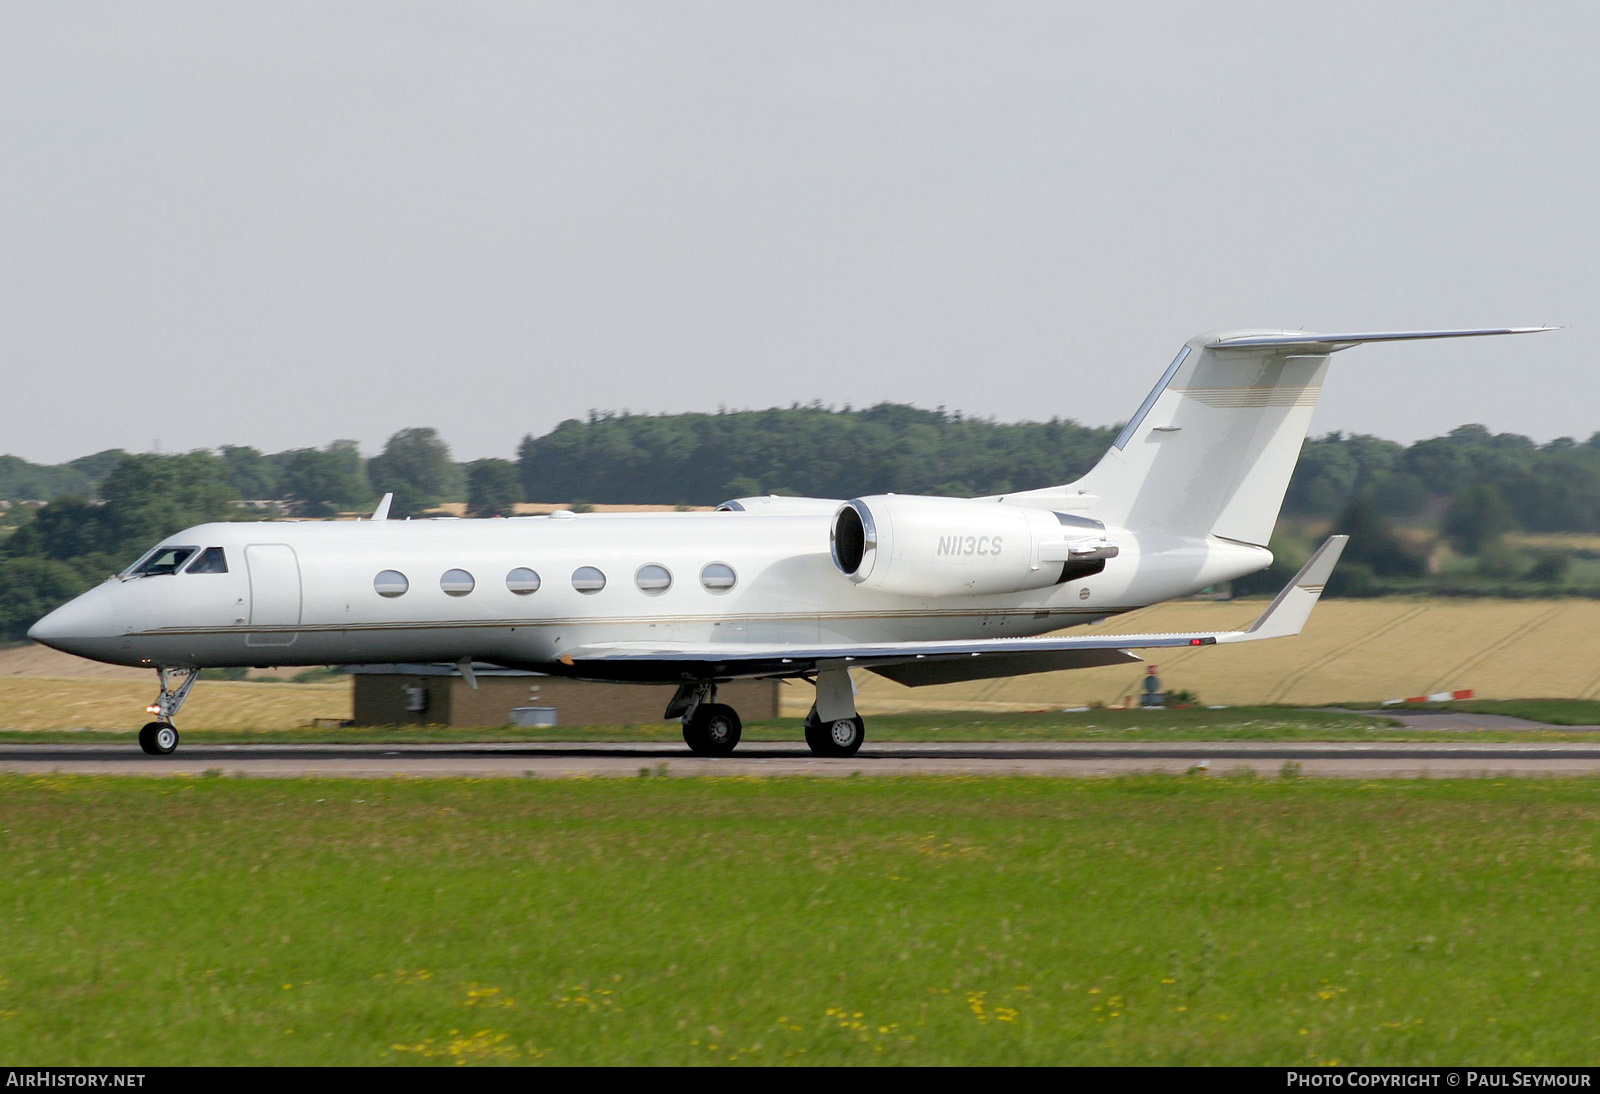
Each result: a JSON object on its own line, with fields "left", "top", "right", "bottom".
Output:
{"left": 124, "top": 546, "right": 198, "bottom": 577}
{"left": 186, "top": 547, "right": 228, "bottom": 574}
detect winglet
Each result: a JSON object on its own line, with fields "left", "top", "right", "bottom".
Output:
{"left": 1223, "top": 535, "right": 1348, "bottom": 642}
{"left": 371, "top": 492, "right": 393, "bottom": 521}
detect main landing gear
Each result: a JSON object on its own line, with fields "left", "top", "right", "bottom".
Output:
{"left": 684, "top": 702, "right": 742, "bottom": 756}
{"left": 667, "top": 663, "right": 867, "bottom": 758}
{"left": 139, "top": 666, "right": 198, "bottom": 756}
{"left": 669, "top": 681, "right": 743, "bottom": 756}
{"left": 801, "top": 660, "right": 864, "bottom": 757}
{"left": 803, "top": 711, "right": 865, "bottom": 758}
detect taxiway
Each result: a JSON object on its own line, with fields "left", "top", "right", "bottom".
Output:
{"left": 5, "top": 739, "right": 1600, "bottom": 778}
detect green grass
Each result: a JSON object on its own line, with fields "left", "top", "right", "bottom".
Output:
{"left": 2, "top": 774, "right": 1598, "bottom": 1065}
{"left": 8, "top": 705, "right": 1600, "bottom": 745}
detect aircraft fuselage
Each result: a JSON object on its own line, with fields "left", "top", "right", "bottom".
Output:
{"left": 32, "top": 508, "right": 1268, "bottom": 682}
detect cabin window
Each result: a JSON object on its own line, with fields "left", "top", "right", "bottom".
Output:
{"left": 126, "top": 546, "right": 197, "bottom": 577}
{"left": 506, "top": 567, "right": 541, "bottom": 595}
{"left": 700, "top": 562, "right": 737, "bottom": 592}
{"left": 185, "top": 547, "right": 228, "bottom": 574}
{"left": 635, "top": 564, "right": 672, "bottom": 595}
{"left": 441, "top": 569, "right": 475, "bottom": 597}
{"left": 374, "top": 570, "right": 410, "bottom": 598}
{"left": 572, "top": 566, "right": 607, "bottom": 594}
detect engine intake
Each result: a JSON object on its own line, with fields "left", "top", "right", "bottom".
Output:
{"left": 830, "top": 501, "right": 876, "bottom": 575}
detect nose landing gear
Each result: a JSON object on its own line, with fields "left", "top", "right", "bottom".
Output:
{"left": 139, "top": 666, "right": 199, "bottom": 755}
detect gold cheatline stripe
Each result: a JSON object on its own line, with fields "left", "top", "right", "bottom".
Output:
{"left": 1176, "top": 386, "right": 1322, "bottom": 408}
{"left": 134, "top": 605, "right": 1134, "bottom": 638}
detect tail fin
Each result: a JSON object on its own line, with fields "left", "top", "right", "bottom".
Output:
{"left": 1007, "top": 327, "right": 1551, "bottom": 546}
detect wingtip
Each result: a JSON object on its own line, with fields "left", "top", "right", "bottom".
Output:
{"left": 1240, "top": 535, "right": 1347, "bottom": 638}
{"left": 1300, "top": 534, "right": 1349, "bottom": 585}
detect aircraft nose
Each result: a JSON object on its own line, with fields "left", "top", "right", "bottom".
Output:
{"left": 28, "top": 589, "right": 115, "bottom": 655}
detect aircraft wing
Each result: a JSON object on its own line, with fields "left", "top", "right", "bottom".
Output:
{"left": 559, "top": 536, "right": 1348, "bottom": 684}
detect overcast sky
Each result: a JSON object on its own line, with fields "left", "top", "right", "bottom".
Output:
{"left": 2, "top": 2, "right": 1594, "bottom": 466}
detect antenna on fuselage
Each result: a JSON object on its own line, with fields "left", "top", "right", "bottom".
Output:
{"left": 370, "top": 492, "right": 393, "bottom": 521}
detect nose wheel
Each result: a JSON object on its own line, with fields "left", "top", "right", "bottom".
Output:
{"left": 139, "top": 721, "right": 180, "bottom": 755}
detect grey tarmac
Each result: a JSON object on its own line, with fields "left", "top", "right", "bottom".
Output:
{"left": 1357, "top": 708, "right": 1600, "bottom": 733}
{"left": 6, "top": 739, "right": 1600, "bottom": 778}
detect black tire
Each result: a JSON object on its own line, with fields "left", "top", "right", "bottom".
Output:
{"left": 804, "top": 714, "right": 864, "bottom": 758}
{"left": 138, "top": 721, "right": 179, "bottom": 756}
{"left": 682, "top": 703, "right": 742, "bottom": 756}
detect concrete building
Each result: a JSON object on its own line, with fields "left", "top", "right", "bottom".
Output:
{"left": 349, "top": 663, "right": 781, "bottom": 728}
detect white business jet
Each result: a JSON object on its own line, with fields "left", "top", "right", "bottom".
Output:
{"left": 29, "top": 328, "right": 1548, "bottom": 756}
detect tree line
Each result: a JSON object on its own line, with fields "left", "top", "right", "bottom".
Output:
{"left": 4, "top": 407, "right": 1600, "bottom": 638}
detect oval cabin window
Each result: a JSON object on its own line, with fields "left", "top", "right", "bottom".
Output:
{"left": 374, "top": 570, "right": 409, "bottom": 598}
{"left": 700, "top": 562, "right": 737, "bottom": 592}
{"left": 635, "top": 564, "right": 672, "bottom": 595}
{"left": 506, "top": 567, "right": 541, "bottom": 595}
{"left": 441, "top": 569, "right": 475, "bottom": 596}
{"left": 572, "top": 566, "right": 607, "bottom": 594}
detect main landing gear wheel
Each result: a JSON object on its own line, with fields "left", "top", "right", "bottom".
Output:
{"left": 805, "top": 714, "right": 865, "bottom": 758}
{"left": 139, "top": 721, "right": 180, "bottom": 756}
{"left": 683, "top": 703, "right": 742, "bottom": 756}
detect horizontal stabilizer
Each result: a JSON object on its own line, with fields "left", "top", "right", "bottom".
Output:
{"left": 1206, "top": 328, "right": 1555, "bottom": 352}
{"left": 1004, "top": 326, "right": 1550, "bottom": 550}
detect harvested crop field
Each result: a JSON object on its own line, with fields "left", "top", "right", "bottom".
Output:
{"left": 6, "top": 596, "right": 1600, "bottom": 729}
{"left": 851, "top": 598, "right": 1600, "bottom": 712}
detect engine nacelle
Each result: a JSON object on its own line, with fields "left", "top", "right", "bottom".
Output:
{"left": 830, "top": 494, "right": 1119, "bottom": 598}
{"left": 716, "top": 495, "right": 845, "bottom": 515}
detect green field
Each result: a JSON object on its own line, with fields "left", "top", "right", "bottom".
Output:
{"left": 3, "top": 773, "right": 1598, "bottom": 1065}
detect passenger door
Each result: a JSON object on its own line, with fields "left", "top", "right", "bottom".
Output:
{"left": 245, "top": 543, "right": 301, "bottom": 647}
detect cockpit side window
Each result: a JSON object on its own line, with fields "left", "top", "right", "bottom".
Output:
{"left": 185, "top": 547, "right": 229, "bottom": 574}
{"left": 126, "top": 546, "right": 198, "bottom": 577}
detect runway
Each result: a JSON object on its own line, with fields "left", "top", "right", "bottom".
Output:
{"left": 6, "top": 739, "right": 1600, "bottom": 778}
